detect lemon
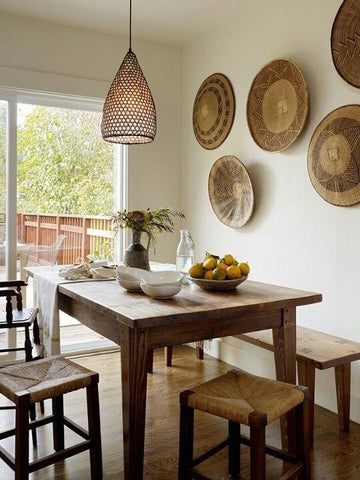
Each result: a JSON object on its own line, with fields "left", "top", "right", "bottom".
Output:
{"left": 224, "top": 254, "right": 234, "bottom": 266}
{"left": 204, "top": 252, "right": 219, "bottom": 261}
{"left": 226, "top": 265, "right": 241, "bottom": 279}
{"left": 203, "top": 257, "right": 217, "bottom": 270}
{"left": 239, "top": 262, "right": 250, "bottom": 276}
{"left": 217, "top": 262, "right": 228, "bottom": 271}
{"left": 189, "top": 263, "right": 204, "bottom": 278}
{"left": 213, "top": 267, "right": 227, "bottom": 280}
{"left": 204, "top": 270, "right": 214, "bottom": 280}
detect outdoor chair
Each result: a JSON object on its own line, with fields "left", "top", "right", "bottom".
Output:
{"left": 25, "top": 234, "right": 67, "bottom": 272}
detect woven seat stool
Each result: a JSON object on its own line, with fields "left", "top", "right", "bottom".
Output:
{"left": 0, "top": 356, "right": 102, "bottom": 480}
{"left": 178, "top": 369, "right": 310, "bottom": 480}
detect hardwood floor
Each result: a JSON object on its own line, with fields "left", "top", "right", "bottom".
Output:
{"left": 0, "top": 345, "right": 359, "bottom": 479}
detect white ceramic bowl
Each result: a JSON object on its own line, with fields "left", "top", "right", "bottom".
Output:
{"left": 116, "top": 278, "right": 142, "bottom": 292}
{"left": 144, "top": 270, "right": 183, "bottom": 286}
{"left": 140, "top": 281, "right": 182, "bottom": 299}
{"left": 116, "top": 266, "right": 150, "bottom": 282}
{"left": 116, "top": 266, "right": 183, "bottom": 292}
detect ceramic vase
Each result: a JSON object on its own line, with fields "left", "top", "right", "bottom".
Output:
{"left": 123, "top": 229, "right": 150, "bottom": 270}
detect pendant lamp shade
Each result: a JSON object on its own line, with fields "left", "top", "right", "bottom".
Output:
{"left": 101, "top": 49, "right": 157, "bottom": 144}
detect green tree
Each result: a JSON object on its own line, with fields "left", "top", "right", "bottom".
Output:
{"left": 17, "top": 106, "right": 114, "bottom": 215}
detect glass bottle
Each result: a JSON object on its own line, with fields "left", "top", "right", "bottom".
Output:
{"left": 176, "top": 230, "right": 194, "bottom": 279}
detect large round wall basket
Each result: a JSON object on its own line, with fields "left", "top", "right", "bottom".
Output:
{"left": 247, "top": 58, "right": 309, "bottom": 152}
{"left": 192, "top": 73, "right": 235, "bottom": 150}
{"left": 331, "top": 0, "right": 360, "bottom": 88}
{"left": 208, "top": 155, "right": 254, "bottom": 228}
{"left": 307, "top": 104, "right": 360, "bottom": 207}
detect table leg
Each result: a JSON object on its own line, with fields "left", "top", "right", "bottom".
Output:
{"left": 272, "top": 307, "right": 297, "bottom": 452}
{"left": 121, "top": 325, "right": 150, "bottom": 480}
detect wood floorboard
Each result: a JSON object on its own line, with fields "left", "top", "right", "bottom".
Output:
{"left": 0, "top": 345, "right": 359, "bottom": 479}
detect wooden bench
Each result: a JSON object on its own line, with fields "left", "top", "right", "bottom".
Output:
{"left": 235, "top": 326, "right": 360, "bottom": 446}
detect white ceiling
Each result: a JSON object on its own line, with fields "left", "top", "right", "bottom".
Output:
{"left": 0, "top": 0, "right": 248, "bottom": 47}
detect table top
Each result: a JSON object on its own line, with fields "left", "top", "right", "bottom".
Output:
{"left": 58, "top": 279, "right": 322, "bottom": 330}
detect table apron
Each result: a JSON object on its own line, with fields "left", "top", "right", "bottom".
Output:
{"left": 146, "top": 308, "right": 284, "bottom": 349}
{"left": 58, "top": 292, "right": 122, "bottom": 345}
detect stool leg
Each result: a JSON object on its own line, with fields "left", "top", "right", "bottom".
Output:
{"left": 228, "top": 420, "right": 240, "bottom": 477}
{"left": 297, "top": 360, "right": 315, "bottom": 447}
{"left": 178, "top": 394, "right": 194, "bottom": 480}
{"left": 52, "top": 395, "right": 64, "bottom": 451}
{"left": 87, "top": 382, "right": 103, "bottom": 480}
{"left": 249, "top": 411, "right": 267, "bottom": 480}
{"left": 15, "top": 402, "right": 30, "bottom": 480}
{"left": 335, "top": 363, "right": 351, "bottom": 432}
{"left": 295, "top": 386, "right": 311, "bottom": 480}
{"left": 29, "top": 404, "right": 38, "bottom": 447}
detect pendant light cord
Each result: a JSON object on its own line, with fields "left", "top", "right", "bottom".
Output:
{"left": 129, "top": 0, "right": 132, "bottom": 51}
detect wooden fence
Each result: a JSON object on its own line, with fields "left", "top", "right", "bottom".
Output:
{"left": 15, "top": 213, "right": 114, "bottom": 264}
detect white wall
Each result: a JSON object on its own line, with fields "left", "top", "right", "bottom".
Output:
{"left": 182, "top": 0, "right": 360, "bottom": 422}
{"left": 0, "top": 12, "right": 184, "bottom": 262}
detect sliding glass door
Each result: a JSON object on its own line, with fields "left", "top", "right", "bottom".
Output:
{"left": 0, "top": 88, "right": 127, "bottom": 359}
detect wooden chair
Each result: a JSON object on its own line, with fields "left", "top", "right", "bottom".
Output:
{"left": 0, "top": 280, "right": 42, "bottom": 363}
{"left": 0, "top": 356, "right": 102, "bottom": 480}
{"left": 179, "top": 369, "right": 310, "bottom": 480}
{"left": 0, "top": 280, "right": 44, "bottom": 446}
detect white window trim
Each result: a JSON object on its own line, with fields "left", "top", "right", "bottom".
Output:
{"left": 0, "top": 86, "right": 128, "bottom": 271}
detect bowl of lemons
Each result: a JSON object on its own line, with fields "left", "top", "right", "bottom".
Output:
{"left": 187, "top": 253, "right": 250, "bottom": 291}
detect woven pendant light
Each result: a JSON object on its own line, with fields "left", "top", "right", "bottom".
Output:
{"left": 101, "top": 0, "right": 156, "bottom": 144}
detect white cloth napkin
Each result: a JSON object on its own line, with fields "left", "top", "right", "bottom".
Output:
{"left": 33, "top": 271, "right": 64, "bottom": 356}
{"left": 58, "top": 262, "right": 115, "bottom": 280}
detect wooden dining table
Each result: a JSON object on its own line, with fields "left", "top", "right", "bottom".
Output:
{"left": 56, "top": 278, "right": 322, "bottom": 480}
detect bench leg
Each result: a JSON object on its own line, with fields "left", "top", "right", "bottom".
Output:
{"left": 165, "top": 346, "right": 173, "bottom": 366}
{"left": 297, "top": 360, "right": 315, "bottom": 448}
{"left": 196, "top": 341, "right": 204, "bottom": 360}
{"left": 335, "top": 363, "right": 351, "bottom": 432}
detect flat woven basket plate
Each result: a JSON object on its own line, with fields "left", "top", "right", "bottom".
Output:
{"left": 208, "top": 155, "right": 254, "bottom": 228}
{"left": 331, "top": 0, "right": 360, "bottom": 88}
{"left": 247, "top": 58, "right": 309, "bottom": 152}
{"left": 307, "top": 104, "right": 360, "bottom": 206}
{"left": 193, "top": 73, "right": 235, "bottom": 150}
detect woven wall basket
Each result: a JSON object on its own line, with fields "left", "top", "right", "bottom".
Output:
{"left": 208, "top": 155, "right": 254, "bottom": 228}
{"left": 192, "top": 73, "right": 235, "bottom": 150}
{"left": 307, "top": 105, "right": 360, "bottom": 207}
{"left": 247, "top": 58, "right": 309, "bottom": 152}
{"left": 331, "top": 0, "right": 360, "bottom": 88}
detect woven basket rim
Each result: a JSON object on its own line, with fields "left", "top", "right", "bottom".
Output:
{"left": 307, "top": 104, "right": 360, "bottom": 207}
{"left": 208, "top": 155, "right": 254, "bottom": 228}
{"left": 246, "top": 57, "right": 309, "bottom": 153}
{"left": 192, "top": 72, "right": 235, "bottom": 150}
{"left": 331, "top": 0, "right": 360, "bottom": 89}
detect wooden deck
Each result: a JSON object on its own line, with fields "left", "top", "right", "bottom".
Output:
{"left": 0, "top": 346, "right": 359, "bottom": 479}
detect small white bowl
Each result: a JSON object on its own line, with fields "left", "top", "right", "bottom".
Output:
{"left": 140, "top": 281, "right": 182, "bottom": 299}
{"left": 116, "top": 266, "right": 151, "bottom": 282}
{"left": 116, "top": 278, "right": 142, "bottom": 292}
{"left": 145, "top": 270, "right": 183, "bottom": 286}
